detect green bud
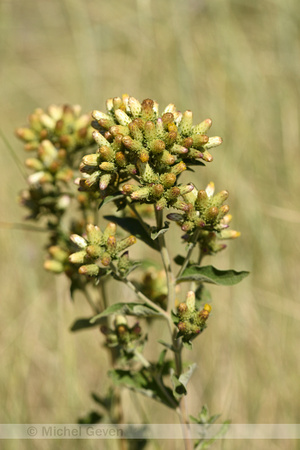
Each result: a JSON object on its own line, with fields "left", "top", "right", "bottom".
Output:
{"left": 15, "top": 127, "right": 36, "bottom": 142}
{"left": 99, "top": 174, "right": 112, "bottom": 190}
{"left": 25, "top": 158, "right": 44, "bottom": 171}
{"left": 101, "top": 252, "right": 111, "bottom": 266}
{"left": 170, "top": 144, "right": 188, "bottom": 155}
{"left": 203, "top": 136, "right": 223, "bottom": 150}
{"left": 99, "top": 162, "right": 115, "bottom": 172}
{"left": 151, "top": 184, "right": 164, "bottom": 197}
{"left": 99, "top": 145, "right": 115, "bottom": 161}
{"left": 115, "top": 315, "right": 128, "bottom": 327}
{"left": 78, "top": 264, "right": 100, "bottom": 276}
{"left": 144, "top": 121, "right": 157, "bottom": 141}
{"left": 82, "top": 154, "right": 99, "bottom": 166}
{"left": 160, "top": 173, "right": 176, "bottom": 188}
{"left": 179, "top": 110, "right": 193, "bottom": 135}
{"left": 116, "top": 235, "right": 137, "bottom": 252}
{"left": 186, "top": 291, "right": 195, "bottom": 311}
{"left": 69, "top": 250, "right": 87, "bottom": 264}
{"left": 131, "top": 187, "right": 150, "bottom": 200}
{"left": 115, "top": 151, "right": 127, "bottom": 167}
{"left": 128, "top": 97, "right": 142, "bottom": 117}
{"left": 115, "top": 109, "right": 131, "bottom": 126}
{"left": 138, "top": 161, "right": 159, "bottom": 183}
{"left": 190, "top": 134, "right": 209, "bottom": 149}
{"left": 84, "top": 171, "right": 101, "bottom": 188}
{"left": 109, "top": 125, "right": 130, "bottom": 136}
{"left": 171, "top": 161, "right": 186, "bottom": 176}
{"left": 160, "top": 150, "right": 175, "bottom": 165}
{"left": 128, "top": 120, "right": 143, "bottom": 141}
{"left": 93, "top": 130, "right": 111, "bottom": 147}
{"left": 86, "top": 224, "right": 103, "bottom": 246}
{"left": 40, "top": 114, "right": 56, "bottom": 129}
{"left": 44, "top": 259, "right": 64, "bottom": 273}
{"left": 103, "top": 222, "right": 117, "bottom": 240}
{"left": 141, "top": 98, "right": 155, "bottom": 120}
{"left": 162, "top": 112, "right": 174, "bottom": 128}
{"left": 70, "top": 234, "right": 87, "bottom": 249}
{"left": 122, "top": 136, "right": 143, "bottom": 153}
{"left": 86, "top": 245, "right": 102, "bottom": 259}
{"left": 206, "top": 206, "right": 219, "bottom": 221}
{"left": 149, "top": 139, "right": 165, "bottom": 154}
{"left": 192, "top": 118, "right": 212, "bottom": 134}
{"left": 155, "top": 197, "right": 167, "bottom": 210}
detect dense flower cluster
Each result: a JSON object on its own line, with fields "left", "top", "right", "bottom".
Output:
{"left": 69, "top": 223, "right": 137, "bottom": 277}
{"left": 78, "top": 95, "right": 222, "bottom": 209}
{"left": 101, "top": 315, "right": 143, "bottom": 351}
{"left": 15, "top": 104, "right": 94, "bottom": 152}
{"left": 176, "top": 291, "right": 212, "bottom": 342}
{"left": 168, "top": 182, "right": 240, "bottom": 255}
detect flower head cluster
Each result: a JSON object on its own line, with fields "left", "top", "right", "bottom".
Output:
{"left": 16, "top": 104, "right": 94, "bottom": 152}
{"left": 175, "top": 291, "right": 212, "bottom": 342}
{"left": 168, "top": 182, "right": 240, "bottom": 255}
{"left": 69, "top": 223, "right": 136, "bottom": 277}
{"left": 78, "top": 95, "right": 222, "bottom": 209}
{"left": 101, "top": 315, "right": 143, "bottom": 352}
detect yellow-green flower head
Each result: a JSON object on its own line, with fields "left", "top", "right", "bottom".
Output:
{"left": 79, "top": 95, "right": 223, "bottom": 210}
{"left": 16, "top": 104, "right": 94, "bottom": 152}
{"left": 68, "top": 222, "right": 136, "bottom": 277}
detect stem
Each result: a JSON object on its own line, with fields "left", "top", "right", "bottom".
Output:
{"left": 128, "top": 202, "right": 151, "bottom": 237}
{"left": 173, "top": 333, "right": 193, "bottom": 450}
{"left": 176, "top": 228, "right": 201, "bottom": 278}
{"left": 83, "top": 287, "right": 100, "bottom": 314}
{"left": 155, "top": 209, "right": 176, "bottom": 316}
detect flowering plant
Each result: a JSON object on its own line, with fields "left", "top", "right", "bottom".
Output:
{"left": 16, "top": 95, "right": 248, "bottom": 449}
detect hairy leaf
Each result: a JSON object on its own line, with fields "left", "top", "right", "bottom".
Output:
{"left": 177, "top": 265, "right": 249, "bottom": 285}
{"left": 104, "top": 215, "right": 159, "bottom": 251}
{"left": 90, "top": 302, "right": 163, "bottom": 323}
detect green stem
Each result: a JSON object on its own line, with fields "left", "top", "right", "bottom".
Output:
{"left": 176, "top": 227, "right": 201, "bottom": 279}
{"left": 128, "top": 201, "right": 151, "bottom": 237}
{"left": 155, "top": 209, "right": 176, "bottom": 316}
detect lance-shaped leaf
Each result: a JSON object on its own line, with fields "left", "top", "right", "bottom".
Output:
{"left": 150, "top": 221, "right": 170, "bottom": 240}
{"left": 109, "top": 369, "right": 178, "bottom": 409}
{"left": 90, "top": 302, "right": 163, "bottom": 323}
{"left": 171, "top": 363, "right": 197, "bottom": 401}
{"left": 177, "top": 265, "right": 249, "bottom": 285}
{"left": 104, "top": 215, "right": 159, "bottom": 251}
{"left": 99, "top": 193, "right": 125, "bottom": 209}
{"left": 70, "top": 316, "right": 106, "bottom": 332}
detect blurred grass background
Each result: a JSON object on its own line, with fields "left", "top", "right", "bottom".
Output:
{"left": 1, "top": 0, "right": 300, "bottom": 449}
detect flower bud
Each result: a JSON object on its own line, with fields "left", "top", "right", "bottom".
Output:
{"left": 179, "top": 110, "right": 193, "bottom": 135}
{"left": 186, "top": 291, "right": 195, "bottom": 311}
{"left": 141, "top": 99, "right": 155, "bottom": 120}
{"left": 203, "top": 136, "right": 223, "bottom": 150}
{"left": 128, "top": 97, "right": 142, "bottom": 117}
{"left": 160, "top": 150, "right": 175, "bottom": 165}
{"left": 99, "top": 145, "right": 115, "bottom": 161}
{"left": 138, "top": 150, "right": 149, "bottom": 163}
{"left": 69, "top": 250, "right": 87, "bottom": 264}
{"left": 177, "top": 322, "right": 186, "bottom": 332}
{"left": 162, "top": 112, "right": 174, "bottom": 128}
{"left": 131, "top": 187, "right": 150, "bottom": 200}
{"left": 122, "top": 136, "right": 143, "bottom": 153}
{"left": 16, "top": 127, "right": 37, "bottom": 142}
{"left": 128, "top": 120, "right": 143, "bottom": 141}
{"left": 101, "top": 252, "right": 111, "bottom": 266}
{"left": 192, "top": 118, "right": 212, "bottom": 134}
{"left": 115, "top": 151, "right": 127, "bottom": 167}
{"left": 121, "top": 184, "right": 138, "bottom": 195}
{"left": 115, "top": 109, "right": 131, "bottom": 126}
{"left": 178, "top": 302, "right": 188, "bottom": 315}
{"left": 155, "top": 197, "right": 167, "bottom": 210}
{"left": 171, "top": 161, "right": 186, "bottom": 176}
{"left": 106, "top": 235, "right": 117, "bottom": 252}
{"left": 144, "top": 120, "right": 156, "bottom": 141}
{"left": 151, "top": 184, "right": 164, "bottom": 197}
{"left": 160, "top": 173, "right": 176, "bottom": 188}
{"left": 78, "top": 264, "right": 100, "bottom": 276}
{"left": 149, "top": 139, "right": 165, "bottom": 154}
{"left": 165, "top": 130, "right": 177, "bottom": 146}
{"left": 44, "top": 260, "right": 64, "bottom": 273}
{"left": 82, "top": 154, "right": 99, "bottom": 167}
{"left": 99, "top": 174, "right": 112, "bottom": 190}
{"left": 191, "top": 134, "right": 209, "bottom": 148}
{"left": 206, "top": 206, "right": 219, "bottom": 221}
{"left": 25, "top": 158, "right": 44, "bottom": 171}
{"left": 70, "top": 234, "right": 87, "bottom": 249}
{"left": 99, "top": 162, "right": 115, "bottom": 171}
{"left": 170, "top": 144, "right": 188, "bottom": 155}
{"left": 86, "top": 245, "right": 102, "bottom": 259}
{"left": 103, "top": 222, "right": 117, "bottom": 239}
{"left": 109, "top": 125, "right": 130, "bottom": 136}
{"left": 93, "top": 130, "right": 111, "bottom": 147}
{"left": 86, "top": 224, "right": 103, "bottom": 245}
{"left": 115, "top": 315, "right": 128, "bottom": 327}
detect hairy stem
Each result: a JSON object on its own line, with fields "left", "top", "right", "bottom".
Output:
{"left": 176, "top": 228, "right": 201, "bottom": 278}
{"left": 155, "top": 209, "right": 176, "bottom": 316}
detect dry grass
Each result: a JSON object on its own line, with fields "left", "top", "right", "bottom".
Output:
{"left": 1, "top": 0, "right": 300, "bottom": 449}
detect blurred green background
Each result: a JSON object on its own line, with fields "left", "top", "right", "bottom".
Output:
{"left": 1, "top": 0, "right": 300, "bottom": 449}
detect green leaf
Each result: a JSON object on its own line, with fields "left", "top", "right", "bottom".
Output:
{"left": 158, "top": 340, "right": 175, "bottom": 352}
{"left": 171, "top": 310, "right": 180, "bottom": 324}
{"left": 177, "top": 265, "right": 249, "bottom": 286}
{"left": 171, "top": 363, "right": 197, "bottom": 401}
{"left": 78, "top": 411, "right": 103, "bottom": 425}
{"left": 109, "top": 369, "right": 178, "bottom": 409}
{"left": 90, "top": 302, "right": 163, "bottom": 323}
{"left": 182, "top": 340, "right": 193, "bottom": 350}
{"left": 104, "top": 215, "right": 159, "bottom": 251}
{"left": 150, "top": 221, "right": 170, "bottom": 240}
{"left": 99, "top": 193, "right": 125, "bottom": 209}
{"left": 70, "top": 316, "right": 105, "bottom": 332}
{"left": 173, "top": 254, "right": 185, "bottom": 266}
